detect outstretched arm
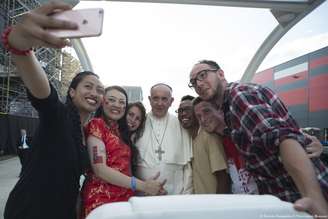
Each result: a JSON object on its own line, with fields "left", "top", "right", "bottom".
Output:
{"left": 280, "top": 139, "right": 328, "bottom": 216}
{"left": 7, "top": 2, "right": 77, "bottom": 98}
{"left": 228, "top": 85, "right": 327, "bottom": 216}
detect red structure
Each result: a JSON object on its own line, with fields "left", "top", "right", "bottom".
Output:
{"left": 253, "top": 46, "right": 328, "bottom": 131}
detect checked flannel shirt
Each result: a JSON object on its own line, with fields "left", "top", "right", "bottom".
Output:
{"left": 222, "top": 82, "right": 328, "bottom": 202}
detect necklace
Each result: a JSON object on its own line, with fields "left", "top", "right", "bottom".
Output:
{"left": 149, "top": 114, "right": 169, "bottom": 161}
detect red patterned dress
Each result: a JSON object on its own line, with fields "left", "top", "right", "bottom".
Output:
{"left": 81, "top": 118, "right": 134, "bottom": 217}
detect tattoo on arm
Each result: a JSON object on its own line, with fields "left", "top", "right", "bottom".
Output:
{"left": 92, "top": 145, "right": 104, "bottom": 164}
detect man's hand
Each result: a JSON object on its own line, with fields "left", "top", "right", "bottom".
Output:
{"left": 143, "top": 172, "right": 167, "bottom": 195}
{"left": 304, "top": 133, "right": 323, "bottom": 158}
{"left": 280, "top": 139, "right": 328, "bottom": 218}
{"left": 294, "top": 197, "right": 328, "bottom": 218}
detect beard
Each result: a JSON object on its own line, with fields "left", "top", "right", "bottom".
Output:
{"left": 208, "top": 80, "right": 224, "bottom": 109}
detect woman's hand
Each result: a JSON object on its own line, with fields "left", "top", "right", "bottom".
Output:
{"left": 8, "top": 1, "right": 78, "bottom": 50}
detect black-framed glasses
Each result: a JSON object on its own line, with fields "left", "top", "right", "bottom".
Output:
{"left": 175, "top": 106, "right": 193, "bottom": 114}
{"left": 188, "top": 69, "right": 218, "bottom": 88}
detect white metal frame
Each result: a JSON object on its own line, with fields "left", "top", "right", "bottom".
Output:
{"left": 70, "top": 0, "right": 325, "bottom": 82}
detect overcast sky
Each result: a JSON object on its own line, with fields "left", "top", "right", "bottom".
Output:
{"left": 72, "top": 1, "right": 328, "bottom": 112}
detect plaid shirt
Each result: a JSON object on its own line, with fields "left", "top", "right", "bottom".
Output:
{"left": 222, "top": 82, "right": 328, "bottom": 202}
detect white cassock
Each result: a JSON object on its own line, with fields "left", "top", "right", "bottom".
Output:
{"left": 136, "top": 112, "right": 193, "bottom": 195}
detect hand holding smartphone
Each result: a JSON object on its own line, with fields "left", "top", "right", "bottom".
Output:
{"left": 48, "top": 8, "right": 104, "bottom": 38}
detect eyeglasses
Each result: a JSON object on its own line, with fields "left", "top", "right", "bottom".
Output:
{"left": 175, "top": 106, "right": 193, "bottom": 114}
{"left": 188, "top": 69, "right": 218, "bottom": 88}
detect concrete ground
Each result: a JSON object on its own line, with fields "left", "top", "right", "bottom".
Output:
{"left": 0, "top": 157, "right": 20, "bottom": 219}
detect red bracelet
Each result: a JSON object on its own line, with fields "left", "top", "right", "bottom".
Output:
{"left": 1, "top": 26, "right": 32, "bottom": 56}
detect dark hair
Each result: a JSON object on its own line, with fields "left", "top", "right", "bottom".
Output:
{"left": 95, "top": 86, "right": 139, "bottom": 175}
{"left": 198, "top": 60, "right": 221, "bottom": 70}
{"left": 66, "top": 71, "right": 99, "bottom": 174}
{"left": 95, "top": 86, "right": 130, "bottom": 145}
{"left": 127, "top": 101, "right": 146, "bottom": 143}
{"left": 192, "top": 96, "right": 203, "bottom": 107}
{"left": 180, "top": 95, "right": 195, "bottom": 102}
{"left": 126, "top": 102, "right": 146, "bottom": 174}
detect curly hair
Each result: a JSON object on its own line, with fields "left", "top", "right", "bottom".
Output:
{"left": 180, "top": 95, "right": 195, "bottom": 102}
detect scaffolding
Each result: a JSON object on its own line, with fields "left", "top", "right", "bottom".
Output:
{"left": 0, "top": 0, "right": 64, "bottom": 117}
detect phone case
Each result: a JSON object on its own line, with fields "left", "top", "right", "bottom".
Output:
{"left": 48, "top": 8, "right": 104, "bottom": 38}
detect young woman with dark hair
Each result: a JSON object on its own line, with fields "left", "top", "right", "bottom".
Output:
{"left": 2, "top": 3, "right": 105, "bottom": 219}
{"left": 81, "top": 86, "right": 165, "bottom": 218}
{"left": 126, "top": 101, "right": 147, "bottom": 175}
{"left": 126, "top": 101, "right": 147, "bottom": 144}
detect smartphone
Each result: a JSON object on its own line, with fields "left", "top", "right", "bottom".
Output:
{"left": 48, "top": 8, "right": 104, "bottom": 38}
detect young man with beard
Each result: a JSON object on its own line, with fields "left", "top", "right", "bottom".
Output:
{"left": 189, "top": 60, "right": 328, "bottom": 216}
{"left": 193, "top": 98, "right": 324, "bottom": 195}
{"left": 177, "top": 95, "right": 229, "bottom": 194}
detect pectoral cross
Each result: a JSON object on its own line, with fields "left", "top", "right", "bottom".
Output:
{"left": 155, "top": 147, "right": 165, "bottom": 161}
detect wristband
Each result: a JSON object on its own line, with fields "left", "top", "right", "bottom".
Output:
{"left": 2, "top": 26, "right": 32, "bottom": 56}
{"left": 130, "top": 176, "right": 137, "bottom": 192}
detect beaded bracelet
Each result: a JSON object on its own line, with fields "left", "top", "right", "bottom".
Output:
{"left": 1, "top": 26, "right": 32, "bottom": 56}
{"left": 131, "top": 176, "right": 137, "bottom": 192}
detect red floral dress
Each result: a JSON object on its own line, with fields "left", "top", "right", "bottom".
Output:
{"left": 81, "top": 118, "right": 134, "bottom": 217}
